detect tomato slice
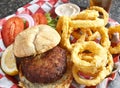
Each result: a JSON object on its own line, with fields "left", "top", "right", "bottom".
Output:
{"left": 1, "top": 16, "right": 24, "bottom": 47}
{"left": 32, "top": 12, "right": 47, "bottom": 25}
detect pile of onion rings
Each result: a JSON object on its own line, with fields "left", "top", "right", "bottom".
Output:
{"left": 56, "top": 6, "right": 117, "bottom": 86}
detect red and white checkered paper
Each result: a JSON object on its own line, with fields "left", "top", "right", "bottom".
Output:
{"left": 0, "top": 0, "right": 119, "bottom": 88}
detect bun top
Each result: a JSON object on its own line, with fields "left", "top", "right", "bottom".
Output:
{"left": 13, "top": 24, "right": 61, "bottom": 58}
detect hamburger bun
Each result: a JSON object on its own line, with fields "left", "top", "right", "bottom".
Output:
{"left": 13, "top": 24, "right": 61, "bottom": 58}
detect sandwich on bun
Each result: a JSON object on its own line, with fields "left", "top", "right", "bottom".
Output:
{"left": 13, "top": 24, "right": 72, "bottom": 88}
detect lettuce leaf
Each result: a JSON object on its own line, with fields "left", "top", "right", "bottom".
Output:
{"left": 45, "top": 13, "right": 58, "bottom": 29}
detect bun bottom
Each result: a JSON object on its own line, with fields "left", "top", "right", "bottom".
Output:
{"left": 18, "top": 58, "right": 73, "bottom": 88}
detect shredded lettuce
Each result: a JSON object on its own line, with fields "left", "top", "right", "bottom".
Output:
{"left": 45, "top": 13, "right": 58, "bottom": 29}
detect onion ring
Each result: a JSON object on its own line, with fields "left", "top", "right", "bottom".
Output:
{"left": 72, "top": 51, "right": 113, "bottom": 86}
{"left": 71, "top": 41, "right": 108, "bottom": 75}
{"left": 86, "top": 31, "right": 100, "bottom": 41}
{"left": 89, "top": 6, "right": 109, "bottom": 26}
{"left": 69, "top": 18, "right": 104, "bottom": 28}
{"left": 87, "top": 27, "right": 110, "bottom": 49}
{"left": 60, "top": 16, "right": 71, "bottom": 48}
{"left": 56, "top": 16, "right": 63, "bottom": 36}
{"left": 71, "top": 9, "right": 99, "bottom": 20}
{"left": 17, "top": 14, "right": 35, "bottom": 28}
{"left": 108, "top": 25, "right": 120, "bottom": 54}
{"left": 62, "top": 26, "right": 110, "bottom": 51}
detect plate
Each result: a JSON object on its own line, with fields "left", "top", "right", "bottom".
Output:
{"left": 0, "top": 0, "right": 119, "bottom": 88}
